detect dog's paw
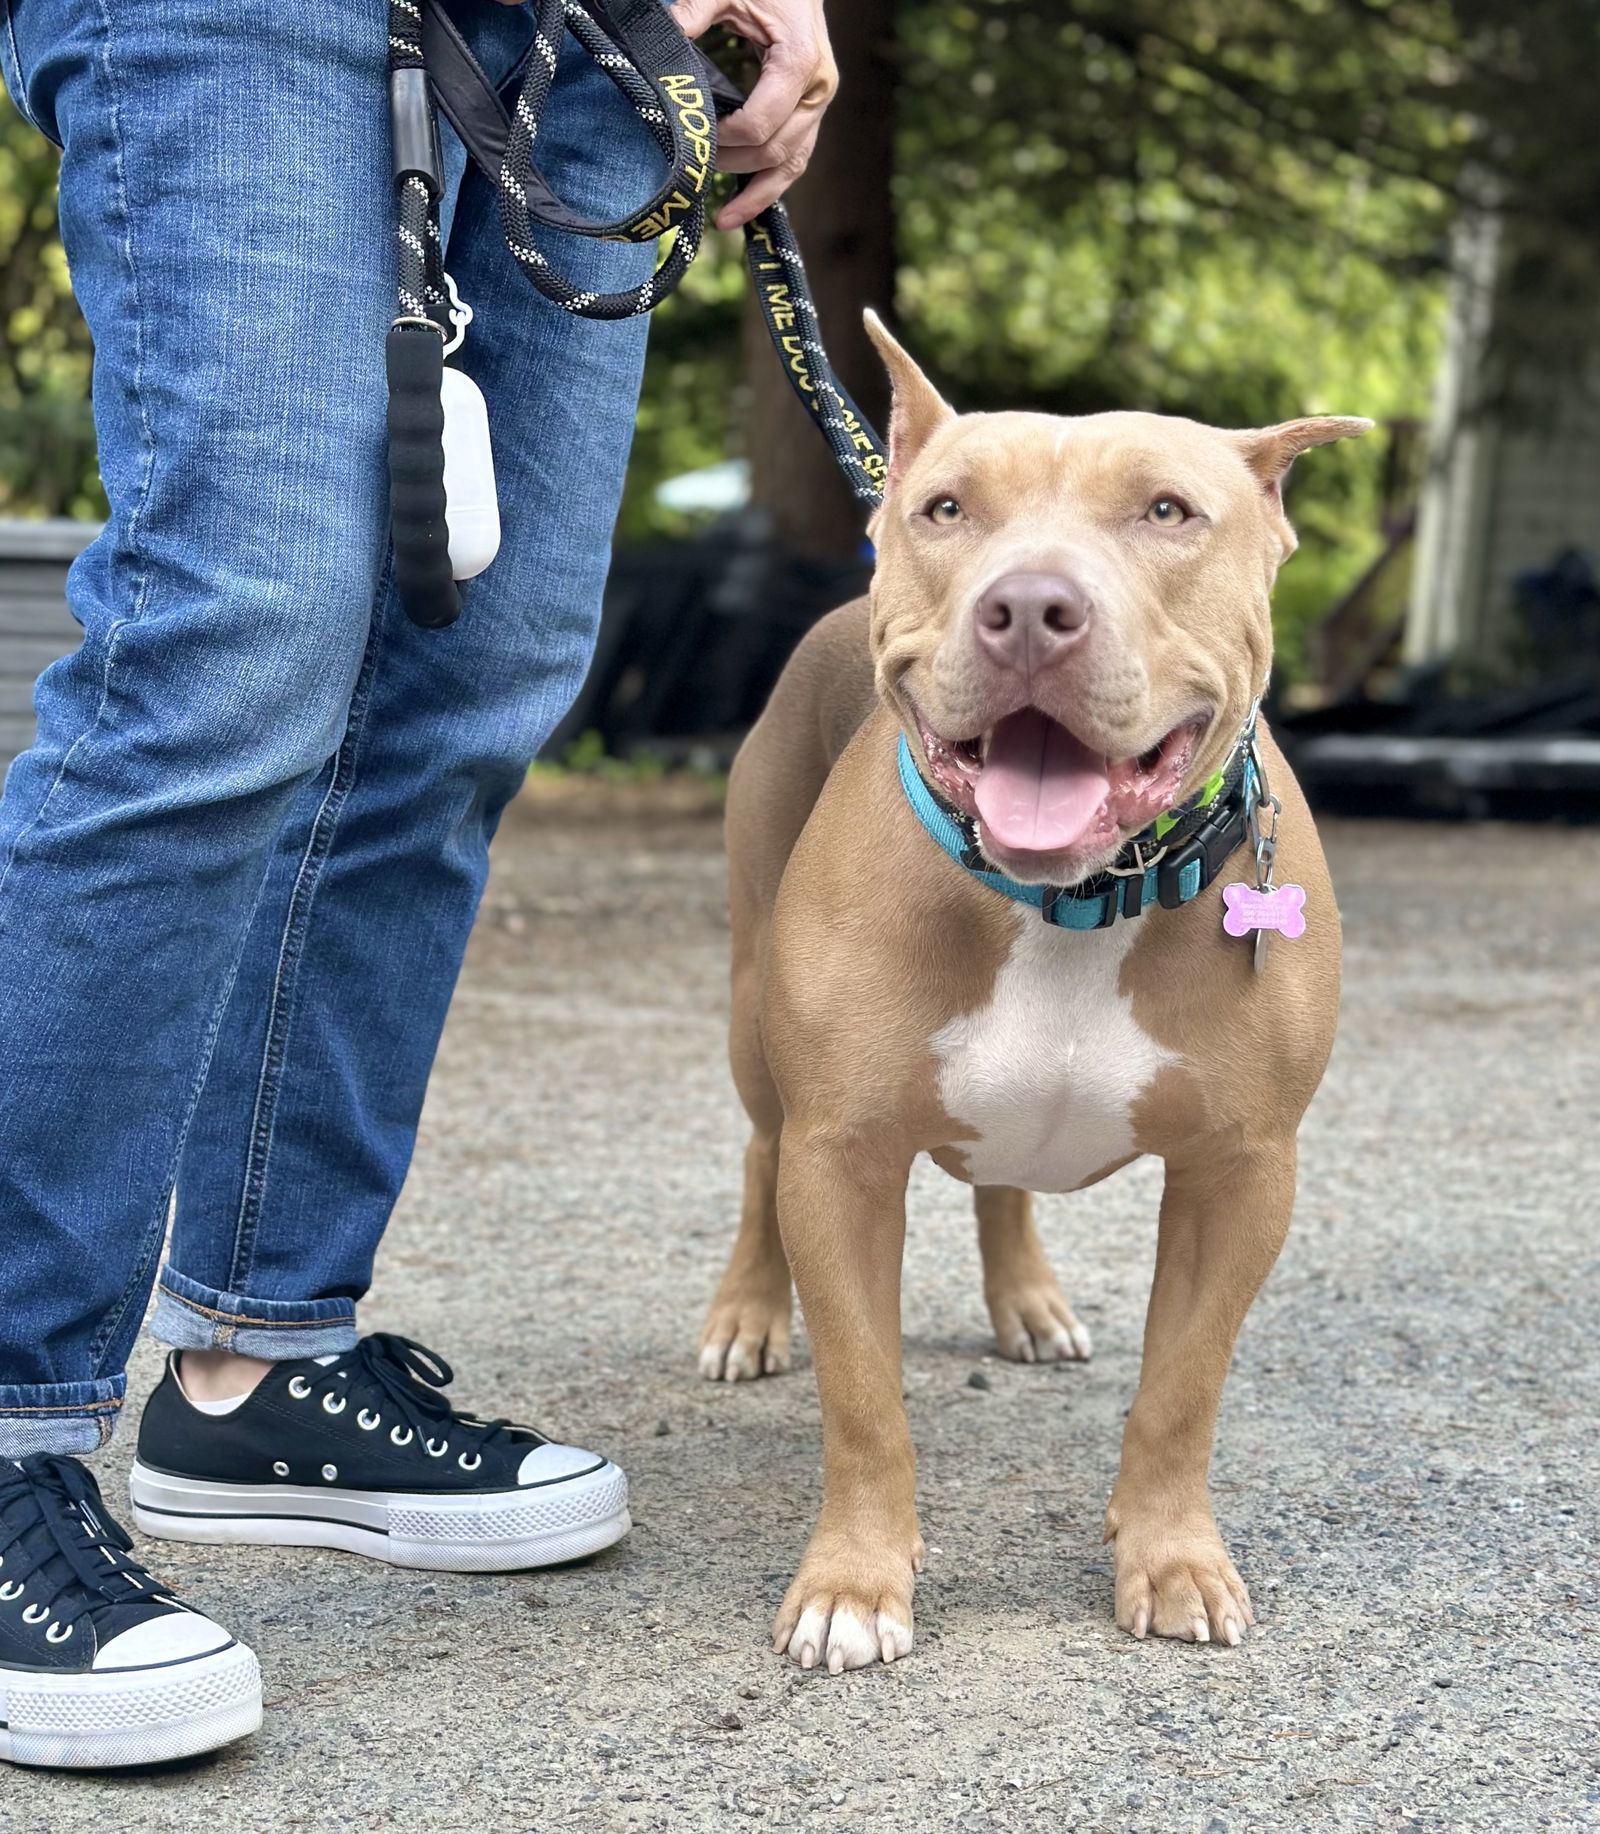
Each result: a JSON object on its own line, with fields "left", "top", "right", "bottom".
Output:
{"left": 772, "top": 1538, "right": 922, "bottom": 1673}
{"left": 987, "top": 1279, "right": 1092, "bottom": 1364}
{"left": 697, "top": 1295, "right": 791, "bottom": 1383}
{"left": 1110, "top": 1524, "right": 1254, "bottom": 1647}
{"left": 777, "top": 1600, "right": 913, "bottom": 1674}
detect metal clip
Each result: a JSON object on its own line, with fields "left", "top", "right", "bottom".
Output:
{"left": 1245, "top": 733, "right": 1281, "bottom": 894}
{"left": 1243, "top": 719, "right": 1281, "bottom": 972}
{"left": 1104, "top": 835, "right": 1169, "bottom": 879}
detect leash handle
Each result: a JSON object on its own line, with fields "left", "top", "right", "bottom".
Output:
{"left": 387, "top": 0, "right": 891, "bottom": 628}
{"left": 481, "top": 0, "right": 888, "bottom": 496}
{"left": 389, "top": 0, "right": 461, "bottom": 626}
{"left": 386, "top": 322, "right": 460, "bottom": 630}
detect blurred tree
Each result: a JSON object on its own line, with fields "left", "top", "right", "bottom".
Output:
{"left": 883, "top": 0, "right": 1467, "bottom": 662}
{"left": 0, "top": 106, "right": 103, "bottom": 519}
{"left": 725, "top": 0, "right": 1462, "bottom": 596}
{"left": 7, "top": 1, "right": 1599, "bottom": 668}
{"left": 1449, "top": 0, "right": 1600, "bottom": 250}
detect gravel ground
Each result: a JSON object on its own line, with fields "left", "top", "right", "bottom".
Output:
{"left": 8, "top": 802, "right": 1598, "bottom": 1833}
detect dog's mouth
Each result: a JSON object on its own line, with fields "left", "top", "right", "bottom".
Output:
{"left": 915, "top": 705, "right": 1205, "bottom": 860}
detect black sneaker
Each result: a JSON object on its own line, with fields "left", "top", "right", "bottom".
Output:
{"left": 130, "top": 1334, "right": 630, "bottom": 1573}
{"left": 0, "top": 1455, "right": 261, "bottom": 1769}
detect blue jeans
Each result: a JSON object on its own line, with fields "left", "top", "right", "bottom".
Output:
{"left": 0, "top": 0, "right": 656, "bottom": 1454}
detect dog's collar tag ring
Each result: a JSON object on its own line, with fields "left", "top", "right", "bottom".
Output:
{"left": 1224, "top": 720, "right": 1305, "bottom": 972}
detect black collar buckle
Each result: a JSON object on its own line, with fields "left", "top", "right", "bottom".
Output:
{"left": 1156, "top": 797, "right": 1250, "bottom": 909}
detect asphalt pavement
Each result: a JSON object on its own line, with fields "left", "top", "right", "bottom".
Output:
{"left": 7, "top": 794, "right": 1597, "bottom": 1833}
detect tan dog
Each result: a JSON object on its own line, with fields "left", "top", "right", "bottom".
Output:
{"left": 699, "top": 312, "right": 1366, "bottom": 1673}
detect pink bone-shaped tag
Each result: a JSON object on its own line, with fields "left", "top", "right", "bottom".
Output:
{"left": 1221, "top": 881, "right": 1307, "bottom": 940}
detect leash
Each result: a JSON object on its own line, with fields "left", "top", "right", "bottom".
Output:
{"left": 385, "top": 0, "right": 887, "bottom": 629}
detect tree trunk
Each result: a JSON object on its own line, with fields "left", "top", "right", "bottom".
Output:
{"left": 743, "top": 0, "right": 897, "bottom": 558}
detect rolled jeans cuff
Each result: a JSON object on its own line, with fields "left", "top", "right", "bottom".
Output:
{"left": 0, "top": 1377, "right": 126, "bottom": 1457}
{"left": 151, "top": 1266, "right": 359, "bottom": 1360}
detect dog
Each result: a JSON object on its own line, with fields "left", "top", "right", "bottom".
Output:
{"left": 698, "top": 311, "right": 1365, "bottom": 1673}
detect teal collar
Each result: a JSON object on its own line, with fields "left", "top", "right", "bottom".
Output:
{"left": 896, "top": 731, "right": 1256, "bottom": 930}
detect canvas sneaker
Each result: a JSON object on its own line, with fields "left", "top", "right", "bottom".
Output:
{"left": 130, "top": 1334, "right": 630, "bottom": 1573}
{"left": 0, "top": 1454, "right": 261, "bottom": 1769}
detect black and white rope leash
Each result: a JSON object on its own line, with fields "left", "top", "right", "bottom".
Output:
{"left": 385, "top": 0, "right": 887, "bottom": 628}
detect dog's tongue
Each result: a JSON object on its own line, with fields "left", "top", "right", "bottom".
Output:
{"left": 974, "top": 708, "right": 1110, "bottom": 852}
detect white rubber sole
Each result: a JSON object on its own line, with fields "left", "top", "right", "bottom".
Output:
{"left": 0, "top": 1640, "right": 261, "bottom": 1770}
{"left": 129, "top": 1459, "right": 631, "bottom": 1573}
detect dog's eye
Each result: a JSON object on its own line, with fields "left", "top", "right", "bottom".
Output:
{"left": 1146, "top": 497, "right": 1190, "bottom": 527}
{"left": 925, "top": 497, "right": 964, "bottom": 525}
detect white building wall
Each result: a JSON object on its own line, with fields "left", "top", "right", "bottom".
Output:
{"left": 1406, "top": 213, "right": 1600, "bottom": 675}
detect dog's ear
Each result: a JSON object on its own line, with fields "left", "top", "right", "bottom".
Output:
{"left": 1237, "top": 416, "right": 1373, "bottom": 499}
{"left": 864, "top": 310, "right": 954, "bottom": 494}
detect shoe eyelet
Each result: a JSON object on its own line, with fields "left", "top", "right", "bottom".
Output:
{"left": 0, "top": 1580, "right": 22, "bottom": 1601}
{"left": 390, "top": 1425, "right": 413, "bottom": 1446}
{"left": 322, "top": 1393, "right": 347, "bottom": 1415}
{"left": 272, "top": 1461, "right": 290, "bottom": 1478}
{"left": 425, "top": 1437, "right": 449, "bottom": 1458}
{"left": 458, "top": 1452, "right": 482, "bottom": 1472}
{"left": 321, "top": 1464, "right": 338, "bottom": 1482}
{"left": 22, "top": 1602, "right": 49, "bottom": 1624}
{"left": 287, "top": 1376, "right": 312, "bottom": 1399}
{"left": 357, "top": 1409, "right": 381, "bottom": 1431}
{"left": 46, "top": 1622, "right": 73, "bottom": 1644}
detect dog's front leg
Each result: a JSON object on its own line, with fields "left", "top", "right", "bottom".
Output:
{"left": 1103, "top": 1141, "right": 1296, "bottom": 1646}
{"left": 772, "top": 1124, "right": 923, "bottom": 1673}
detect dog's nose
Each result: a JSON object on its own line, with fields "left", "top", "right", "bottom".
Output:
{"left": 973, "top": 573, "right": 1090, "bottom": 673}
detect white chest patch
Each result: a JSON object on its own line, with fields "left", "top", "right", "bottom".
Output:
{"left": 931, "top": 910, "right": 1179, "bottom": 1193}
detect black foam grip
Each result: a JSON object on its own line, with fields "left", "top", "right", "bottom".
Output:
{"left": 386, "top": 323, "right": 460, "bottom": 630}
{"left": 390, "top": 66, "right": 444, "bottom": 190}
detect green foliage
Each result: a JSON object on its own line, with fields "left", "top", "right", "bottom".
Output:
{"left": 889, "top": 0, "right": 1462, "bottom": 670}
{"left": 623, "top": 0, "right": 1474, "bottom": 674}
{"left": 6, "top": 2, "right": 1592, "bottom": 680}
{"left": 615, "top": 229, "right": 746, "bottom": 543}
{"left": 558, "top": 726, "right": 669, "bottom": 779}
{"left": 526, "top": 727, "right": 729, "bottom": 786}
{"left": 0, "top": 100, "right": 104, "bottom": 519}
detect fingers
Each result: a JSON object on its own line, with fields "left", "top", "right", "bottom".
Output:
{"left": 714, "top": 116, "right": 823, "bottom": 229}
{"left": 713, "top": 130, "right": 816, "bottom": 229}
{"left": 663, "top": 2, "right": 839, "bottom": 226}
{"left": 667, "top": 0, "right": 722, "bottom": 35}
{"left": 720, "top": 33, "right": 825, "bottom": 151}
{"left": 714, "top": 100, "right": 820, "bottom": 175}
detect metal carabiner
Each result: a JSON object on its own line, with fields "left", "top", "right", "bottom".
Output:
{"left": 1104, "top": 835, "right": 1170, "bottom": 879}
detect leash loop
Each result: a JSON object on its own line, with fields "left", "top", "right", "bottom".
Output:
{"left": 385, "top": 0, "right": 889, "bottom": 627}
{"left": 492, "top": 0, "right": 708, "bottom": 319}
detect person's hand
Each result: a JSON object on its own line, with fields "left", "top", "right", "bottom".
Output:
{"left": 668, "top": 1, "right": 838, "bottom": 230}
